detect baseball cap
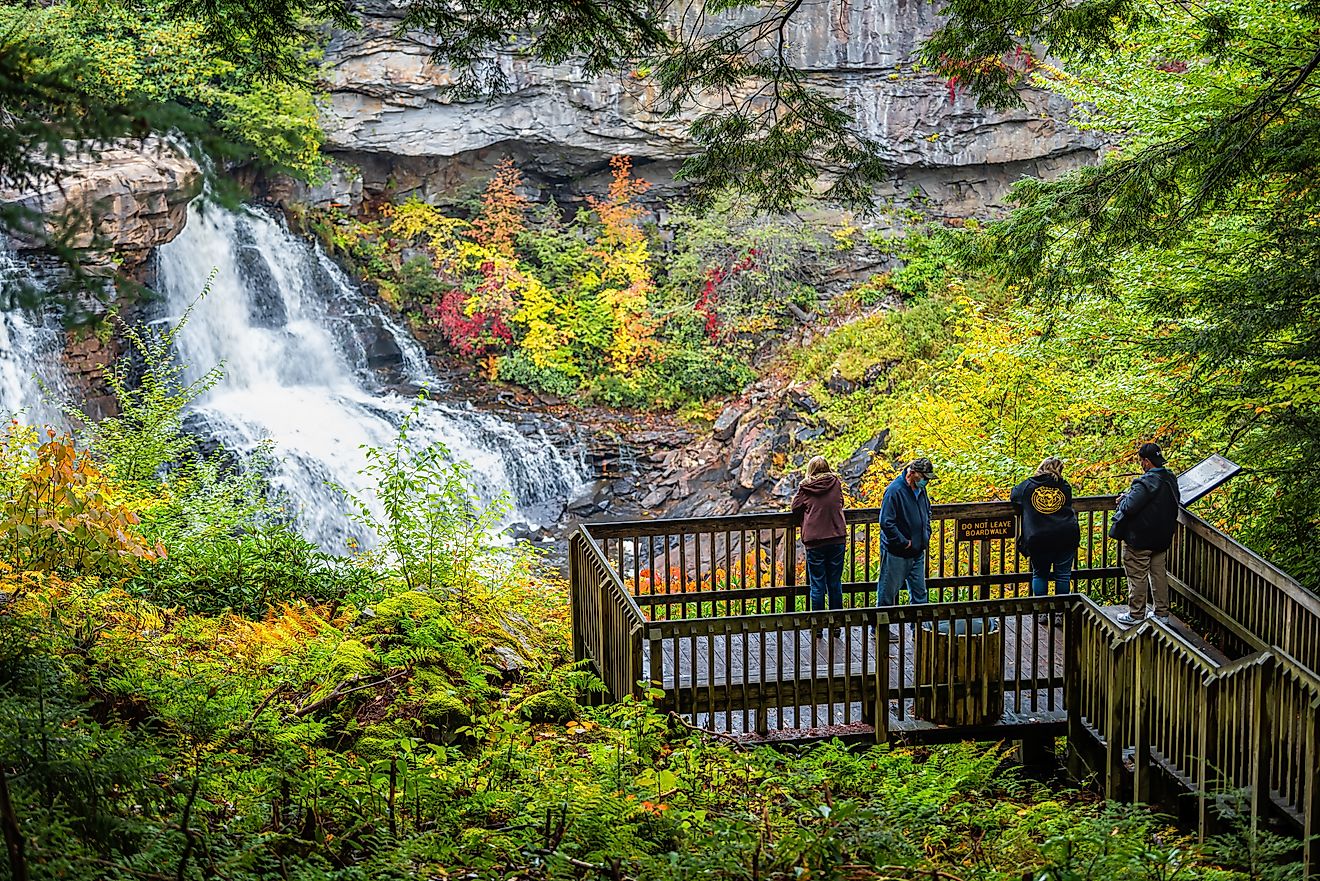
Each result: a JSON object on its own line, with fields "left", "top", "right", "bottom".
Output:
{"left": 1138, "top": 443, "right": 1166, "bottom": 467}
{"left": 909, "top": 457, "right": 937, "bottom": 479}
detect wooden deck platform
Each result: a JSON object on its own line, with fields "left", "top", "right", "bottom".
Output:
{"left": 647, "top": 605, "right": 1216, "bottom": 738}
{"left": 573, "top": 501, "right": 1320, "bottom": 867}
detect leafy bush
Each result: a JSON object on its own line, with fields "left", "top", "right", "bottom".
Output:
{"left": 496, "top": 349, "right": 579, "bottom": 397}
{"left": 338, "top": 396, "right": 514, "bottom": 609}
{"left": 0, "top": 0, "right": 325, "bottom": 177}
{"left": 0, "top": 430, "right": 164, "bottom": 580}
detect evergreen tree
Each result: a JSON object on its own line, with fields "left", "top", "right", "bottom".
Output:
{"left": 926, "top": 1, "right": 1320, "bottom": 580}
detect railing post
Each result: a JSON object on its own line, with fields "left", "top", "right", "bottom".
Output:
{"left": 1250, "top": 658, "right": 1268, "bottom": 839}
{"left": 1133, "top": 633, "right": 1151, "bottom": 805}
{"left": 1105, "top": 639, "right": 1125, "bottom": 801}
{"left": 875, "top": 610, "right": 890, "bottom": 743}
{"left": 1064, "top": 598, "right": 1083, "bottom": 751}
{"left": 1305, "top": 696, "right": 1320, "bottom": 881}
{"left": 599, "top": 580, "right": 613, "bottom": 700}
{"left": 978, "top": 538, "right": 991, "bottom": 600}
{"left": 648, "top": 625, "right": 664, "bottom": 696}
{"left": 1197, "top": 680, "right": 1212, "bottom": 843}
{"left": 786, "top": 523, "right": 798, "bottom": 600}
{"left": 630, "top": 625, "right": 644, "bottom": 700}
{"left": 570, "top": 533, "right": 585, "bottom": 664}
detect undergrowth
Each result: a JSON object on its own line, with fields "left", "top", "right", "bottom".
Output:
{"left": 0, "top": 289, "right": 1303, "bottom": 881}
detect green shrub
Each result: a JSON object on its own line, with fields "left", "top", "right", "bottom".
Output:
{"left": 496, "top": 350, "right": 579, "bottom": 397}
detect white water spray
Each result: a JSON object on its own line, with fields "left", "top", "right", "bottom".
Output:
{"left": 0, "top": 251, "right": 69, "bottom": 428}
{"left": 154, "top": 200, "right": 587, "bottom": 550}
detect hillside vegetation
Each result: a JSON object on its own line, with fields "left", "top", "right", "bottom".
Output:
{"left": 0, "top": 329, "right": 1297, "bottom": 881}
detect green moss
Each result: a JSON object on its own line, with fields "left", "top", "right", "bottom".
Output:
{"left": 420, "top": 690, "right": 472, "bottom": 741}
{"left": 516, "top": 690, "right": 577, "bottom": 724}
{"left": 373, "top": 591, "right": 443, "bottom": 625}
{"left": 329, "top": 639, "right": 378, "bottom": 678}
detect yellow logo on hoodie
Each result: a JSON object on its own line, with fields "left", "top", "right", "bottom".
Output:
{"left": 1031, "top": 486, "right": 1066, "bottom": 514}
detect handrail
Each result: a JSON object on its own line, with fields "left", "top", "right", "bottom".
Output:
{"left": 1178, "top": 510, "right": 1319, "bottom": 613}
{"left": 583, "top": 495, "right": 1123, "bottom": 538}
{"left": 579, "top": 529, "right": 646, "bottom": 626}
{"left": 1210, "top": 649, "right": 1273, "bottom": 680}
{"left": 1147, "top": 616, "right": 1222, "bottom": 677}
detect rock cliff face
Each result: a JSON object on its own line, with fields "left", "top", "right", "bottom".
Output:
{"left": 0, "top": 138, "right": 201, "bottom": 270}
{"left": 321, "top": 0, "right": 1103, "bottom": 214}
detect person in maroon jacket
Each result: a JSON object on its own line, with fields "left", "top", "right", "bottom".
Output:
{"left": 792, "top": 456, "right": 848, "bottom": 637}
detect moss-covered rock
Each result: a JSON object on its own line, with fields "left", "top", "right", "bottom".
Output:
{"left": 517, "top": 689, "right": 577, "bottom": 724}
{"left": 372, "top": 591, "right": 443, "bottom": 626}
{"left": 329, "top": 639, "right": 378, "bottom": 678}
{"left": 353, "top": 735, "right": 395, "bottom": 761}
{"left": 420, "top": 690, "right": 472, "bottom": 738}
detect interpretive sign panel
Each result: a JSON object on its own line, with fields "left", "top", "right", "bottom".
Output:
{"left": 1178, "top": 454, "right": 1242, "bottom": 506}
{"left": 956, "top": 517, "right": 1015, "bottom": 542}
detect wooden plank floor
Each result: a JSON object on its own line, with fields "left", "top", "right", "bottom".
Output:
{"left": 647, "top": 605, "right": 1212, "bottom": 738}
{"left": 644, "top": 615, "right": 1066, "bottom": 691}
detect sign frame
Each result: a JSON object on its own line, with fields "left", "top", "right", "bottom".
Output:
{"left": 1177, "top": 454, "right": 1242, "bottom": 506}
{"left": 956, "top": 516, "right": 1016, "bottom": 542}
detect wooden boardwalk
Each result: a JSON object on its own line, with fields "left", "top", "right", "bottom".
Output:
{"left": 572, "top": 501, "right": 1320, "bottom": 867}
{"left": 644, "top": 615, "right": 1066, "bottom": 690}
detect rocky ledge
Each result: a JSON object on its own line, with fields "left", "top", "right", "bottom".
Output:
{"left": 0, "top": 138, "right": 201, "bottom": 271}
{"left": 319, "top": 0, "right": 1104, "bottom": 216}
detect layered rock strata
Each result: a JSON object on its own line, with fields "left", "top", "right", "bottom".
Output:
{"left": 321, "top": 0, "right": 1103, "bottom": 214}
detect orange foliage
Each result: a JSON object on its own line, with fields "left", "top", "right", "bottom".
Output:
{"left": 471, "top": 157, "right": 529, "bottom": 258}
{"left": 587, "top": 156, "right": 658, "bottom": 370}
{"left": 0, "top": 432, "right": 164, "bottom": 578}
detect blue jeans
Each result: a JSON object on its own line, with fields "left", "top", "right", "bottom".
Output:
{"left": 876, "top": 550, "right": 928, "bottom": 605}
{"left": 807, "top": 542, "right": 846, "bottom": 617}
{"left": 1029, "top": 551, "right": 1074, "bottom": 597}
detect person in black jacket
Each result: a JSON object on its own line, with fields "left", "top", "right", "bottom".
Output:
{"left": 1011, "top": 457, "right": 1081, "bottom": 600}
{"left": 1109, "top": 442, "right": 1181, "bottom": 625}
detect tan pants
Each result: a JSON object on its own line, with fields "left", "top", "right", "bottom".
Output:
{"left": 1123, "top": 546, "right": 1170, "bottom": 617}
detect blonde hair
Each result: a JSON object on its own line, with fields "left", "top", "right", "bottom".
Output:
{"left": 1035, "top": 456, "right": 1064, "bottom": 480}
{"left": 806, "top": 456, "right": 832, "bottom": 478}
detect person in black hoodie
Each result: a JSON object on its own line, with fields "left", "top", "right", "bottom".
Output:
{"left": 1011, "top": 456, "right": 1081, "bottom": 599}
{"left": 1109, "top": 442, "right": 1181, "bottom": 625}
{"left": 792, "top": 457, "right": 847, "bottom": 636}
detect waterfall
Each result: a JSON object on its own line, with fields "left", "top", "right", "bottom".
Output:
{"left": 0, "top": 251, "right": 69, "bottom": 428}
{"left": 153, "top": 199, "right": 587, "bottom": 550}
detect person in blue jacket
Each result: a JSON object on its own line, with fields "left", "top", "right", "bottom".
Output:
{"left": 875, "top": 458, "right": 936, "bottom": 605}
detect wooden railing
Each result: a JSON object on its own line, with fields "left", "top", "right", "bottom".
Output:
{"left": 572, "top": 498, "right": 1320, "bottom": 869}
{"left": 644, "top": 605, "right": 888, "bottom": 737}
{"left": 586, "top": 497, "right": 1123, "bottom": 618}
{"left": 1071, "top": 593, "right": 1320, "bottom": 858}
{"left": 569, "top": 530, "right": 644, "bottom": 702}
{"left": 1169, "top": 510, "right": 1320, "bottom": 673}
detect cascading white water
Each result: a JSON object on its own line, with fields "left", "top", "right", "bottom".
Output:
{"left": 0, "top": 251, "right": 69, "bottom": 428}
{"left": 154, "top": 199, "right": 587, "bottom": 550}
